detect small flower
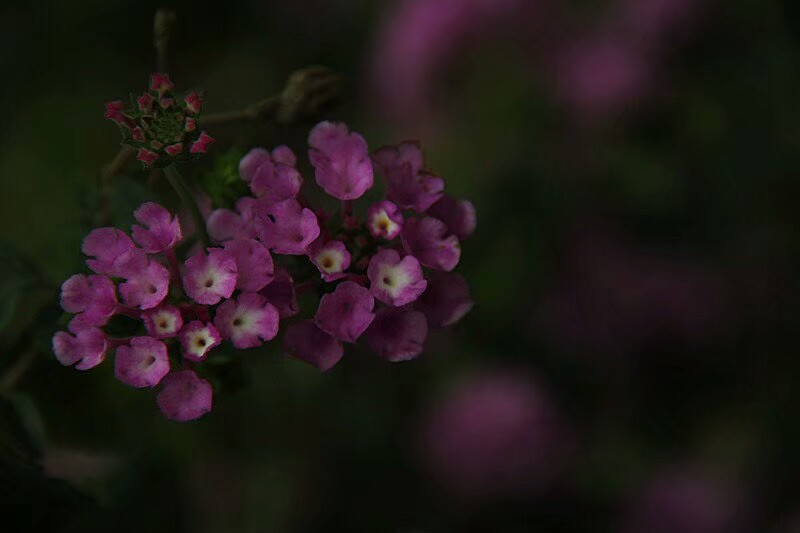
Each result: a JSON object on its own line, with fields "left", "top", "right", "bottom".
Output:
{"left": 142, "top": 304, "right": 184, "bottom": 339}
{"left": 239, "top": 147, "right": 303, "bottom": 205}
{"left": 308, "top": 121, "right": 374, "bottom": 200}
{"left": 427, "top": 195, "right": 477, "bottom": 240}
{"left": 103, "top": 100, "right": 125, "bottom": 124}
{"left": 82, "top": 228, "right": 135, "bottom": 275}
{"left": 364, "top": 307, "right": 428, "bottom": 361}
{"left": 150, "top": 72, "right": 174, "bottom": 94}
{"left": 307, "top": 238, "right": 350, "bottom": 282}
{"left": 131, "top": 202, "right": 183, "bottom": 253}
{"left": 214, "top": 293, "right": 279, "bottom": 349}
{"left": 159, "top": 97, "right": 174, "bottom": 109}
{"left": 271, "top": 145, "right": 297, "bottom": 166}
{"left": 164, "top": 142, "right": 184, "bottom": 156}
{"left": 414, "top": 271, "right": 473, "bottom": 328}
{"left": 314, "top": 281, "right": 375, "bottom": 343}
{"left": 207, "top": 197, "right": 258, "bottom": 242}
{"left": 254, "top": 198, "right": 320, "bottom": 255}
{"left": 182, "top": 248, "right": 238, "bottom": 305}
{"left": 222, "top": 238, "right": 274, "bottom": 292}
{"left": 367, "top": 249, "right": 427, "bottom": 306}
{"left": 184, "top": 91, "right": 204, "bottom": 114}
{"left": 114, "top": 336, "right": 170, "bottom": 388}
{"left": 258, "top": 267, "right": 299, "bottom": 318}
{"left": 372, "top": 141, "right": 444, "bottom": 212}
{"left": 401, "top": 216, "right": 461, "bottom": 271}
{"left": 239, "top": 148, "right": 271, "bottom": 183}
{"left": 118, "top": 259, "right": 170, "bottom": 310}
{"left": 179, "top": 321, "right": 222, "bottom": 362}
{"left": 190, "top": 131, "right": 214, "bottom": 154}
{"left": 136, "top": 148, "right": 160, "bottom": 167}
{"left": 131, "top": 127, "right": 145, "bottom": 142}
{"left": 283, "top": 320, "right": 344, "bottom": 371}
{"left": 185, "top": 117, "right": 197, "bottom": 132}
{"left": 156, "top": 370, "right": 213, "bottom": 422}
{"left": 60, "top": 274, "right": 117, "bottom": 326}
{"left": 137, "top": 93, "right": 154, "bottom": 113}
{"left": 52, "top": 327, "right": 108, "bottom": 371}
{"left": 367, "top": 200, "right": 403, "bottom": 240}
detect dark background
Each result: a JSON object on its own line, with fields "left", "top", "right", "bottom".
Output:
{"left": 2, "top": 0, "right": 800, "bottom": 531}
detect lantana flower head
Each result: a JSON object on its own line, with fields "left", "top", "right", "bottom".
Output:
{"left": 54, "top": 119, "right": 475, "bottom": 421}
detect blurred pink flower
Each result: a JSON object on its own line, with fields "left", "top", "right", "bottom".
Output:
{"left": 421, "top": 370, "right": 571, "bottom": 499}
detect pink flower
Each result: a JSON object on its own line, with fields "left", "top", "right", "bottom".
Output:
{"left": 206, "top": 197, "right": 259, "bottom": 242}
{"left": 365, "top": 307, "right": 428, "bottom": 361}
{"left": 182, "top": 248, "right": 238, "bottom": 305}
{"left": 283, "top": 320, "right": 344, "bottom": 371}
{"left": 401, "top": 216, "right": 461, "bottom": 271}
{"left": 150, "top": 72, "right": 174, "bottom": 94}
{"left": 114, "top": 336, "right": 170, "bottom": 388}
{"left": 308, "top": 121, "right": 374, "bottom": 200}
{"left": 427, "top": 195, "right": 476, "bottom": 240}
{"left": 239, "top": 147, "right": 303, "bottom": 205}
{"left": 185, "top": 117, "right": 197, "bottom": 132}
{"left": 131, "top": 202, "right": 182, "bottom": 253}
{"left": 137, "top": 93, "right": 154, "bottom": 113}
{"left": 254, "top": 198, "right": 320, "bottom": 255}
{"left": 179, "top": 321, "right": 222, "bottom": 362}
{"left": 423, "top": 371, "right": 570, "bottom": 499}
{"left": 222, "top": 238, "right": 274, "bottom": 292}
{"left": 118, "top": 259, "right": 170, "bottom": 310}
{"left": 214, "top": 293, "right": 279, "bottom": 349}
{"left": 103, "top": 100, "right": 125, "bottom": 124}
{"left": 367, "top": 249, "right": 427, "bottom": 306}
{"left": 156, "top": 370, "right": 213, "bottom": 422}
{"left": 52, "top": 327, "right": 107, "bottom": 371}
{"left": 82, "top": 228, "right": 135, "bottom": 275}
{"left": 59, "top": 274, "right": 117, "bottom": 326}
{"left": 372, "top": 142, "right": 444, "bottom": 212}
{"left": 414, "top": 271, "right": 473, "bottom": 328}
{"left": 307, "top": 238, "right": 350, "bottom": 282}
{"left": 184, "top": 91, "right": 204, "bottom": 114}
{"left": 314, "top": 281, "right": 375, "bottom": 343}
{"left": 164, "top": 142, "right": 184, "bottom": 156}
{"left": 142, "top": 304, "right": 184, "bottom": 339}
{"left": 190, "top": 131, "right": 214, "bottom": 154}
{"left": 367, "top": 200, "right": 404, "bottom": 240}
{"left": 271, "top": 145, "right": 297, "bottom": 166}
{"left": 131, "top": 127, "right": 145, "bottom": 142}
{"left": 136, "top": 148, "right": 160, "bottom": 167}
{"left": 258, "top": 267, "right": 299, "bottom": 318}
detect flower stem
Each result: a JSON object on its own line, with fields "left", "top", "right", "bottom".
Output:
{"left": 163, "top": 164, "right": 209, "bottom": 246}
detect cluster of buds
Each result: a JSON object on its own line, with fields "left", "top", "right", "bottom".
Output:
{"left": 104, "top": 73, "right": 214, "bottom": 168}
{"left": 53, "top": 120, "right": 474, "bottom": 422}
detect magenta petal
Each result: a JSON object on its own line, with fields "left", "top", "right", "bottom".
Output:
{"left": 82, "top": 228, "right": 135, "bottom": 275}
{"left": 427, "top": 195, "right": 477, "bottom": 240}
{"left": 60, "top": 274, "right": 117, "bottom": 326}
{"left": 52, "top": 327, "right": 107, "bottom": 370}
{"left": 114, "top": 336, "right": 170, "bottom": 388}
{"left": 156, "top": 370, "right": 213, "bottom": 422}
{"left": 179, "top": 321, "right": 222, "bottom": 362}
{"left": 284, "top": 320, "right": 344, "bottom": 371}
{"left": 307, "top": 238, "right": 351, "bottom": 282}
{"left": 142, "top": 304, "right": 184, "bottom": 339}
{"left": 308, "top": 121, "right": 374, "bottom": 200}
{"left": 401, "top": 216, "right": 461, "bottom": 271}
{"left": 131, "top": 202, "right": 183, "bottom": 253}
{"left": 367, "top": 200, "right": 404, "bottom": 240}
{"left": 259, "top": 267, "right": 299, "bottom": 318}
{"left": 118, "top": 260, "right": 170, "bottom": 310}
{"left": 372, "top": 142, "right": 443, "bottom": 212}
{"left": 182, "top": 248, "right": 238, "bottom": 305}
{"left": 254, "top": 198, "right": 320, "bottom": 255}
{"left": 314, "top": 281, "right": 375, "bottom": 343}
{"left": 414, "top": 271, "right": 473, "bottom": 328}
{"left": 367, "top": 249, "right": 427, "bottom": 306}
{"left": 239, "top": 148, "right": 271, "bottom": 183}
{"left": 214, "top": 293, "right": 279, "bottom": 349}
{"left": 365, "top": 307, "right": 428, "bottom": 362}
{"left": 223, "top": 238, "right": 274, "bottom": 292}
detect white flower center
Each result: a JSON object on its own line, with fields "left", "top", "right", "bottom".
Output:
{"left": 371, "top": 211, "right": 398, "bottom": 237}
{"left": 377, "top": 263, "right": 410, "bottom": 298}
{"left": 315, "top": 249, "right": 344, "bottom": 274}
{"left": 153, "top": 311, "right": 177, "bottom": 334}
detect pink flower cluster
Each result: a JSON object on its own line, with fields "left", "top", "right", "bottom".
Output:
{"left": 104, "top": 73, "right": 214, "bottom": 168}
{"left": 53, "top": 121, "right": 475, "bottom": 421}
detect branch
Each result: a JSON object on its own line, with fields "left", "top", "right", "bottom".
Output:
{"left": 154, "top": 9, "right": 177, "bottom": 73}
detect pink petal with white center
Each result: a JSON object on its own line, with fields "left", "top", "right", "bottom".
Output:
{"left": 307, "top": 238, "right": 350, "bottom": 282}
{"left": 367, "top": 249, "right": 427, "bottom": 306}
{"left": 182, "top": 248, "right": 238, "bottom": 305}
{"left": 190, "top": 131, "right": 214, "bottom": 154}
{"left": 114, "top": 336, "right": 170, "bottom": 388}
{"left": 179, "top": 321, "right": 222, "bottom": 362}
{"left": 214, "top": 293, "right": 279, "bottom": 349}
{"left": 142, "top": 304, "right": 184, "bottom": 339}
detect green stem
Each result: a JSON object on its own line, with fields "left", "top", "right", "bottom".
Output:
{"left": 163, "top": 164, "right": 209, "bottom": 246}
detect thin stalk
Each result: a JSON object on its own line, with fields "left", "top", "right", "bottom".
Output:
{"left": 163, "top": 165, "right": 209, "bottom": 246}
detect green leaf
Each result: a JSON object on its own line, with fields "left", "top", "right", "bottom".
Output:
{"left": 199, "top": 147, "right": 249, "bottom": 209}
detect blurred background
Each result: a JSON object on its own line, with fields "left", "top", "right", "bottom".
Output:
{"left": 2, "top": 0, "right": 800, "bottom": 531}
